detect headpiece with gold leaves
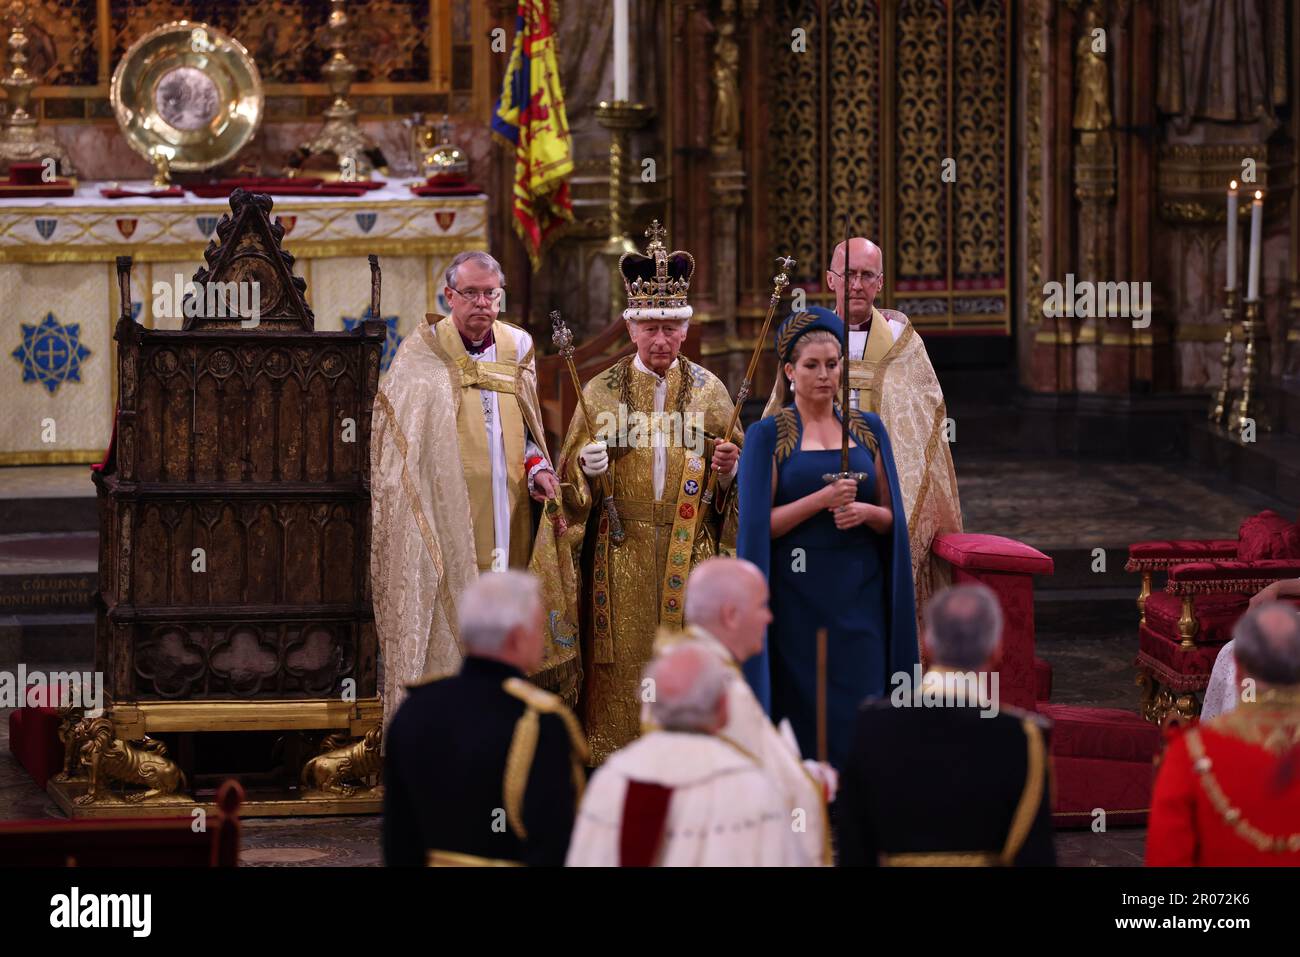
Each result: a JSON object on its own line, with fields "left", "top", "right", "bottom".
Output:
{"left": 619, "top": 220, "right": 695, "bottom": 322}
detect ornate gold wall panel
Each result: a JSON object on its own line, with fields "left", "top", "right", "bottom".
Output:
{"left": 767, "top": 0, "right": 1012, "bottom": 333}
{"left": 10, "top": 0, "right": 470, "bottom": 120}
{"left": 768, "top": 0, "right": 824, "bottom": 289}
{"left": 827, "top": 0, "right": 881, "bottom": 253}
{"left": 895, "top": 0, "right": 945, "bottom": 283}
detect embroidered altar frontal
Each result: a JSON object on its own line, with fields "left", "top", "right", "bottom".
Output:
{"left": 2, "top": 185, "right": 487, "bottom": 465}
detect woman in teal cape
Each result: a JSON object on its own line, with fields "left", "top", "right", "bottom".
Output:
{"left": 738, "top": 307, "right": 917, "bottom": 769}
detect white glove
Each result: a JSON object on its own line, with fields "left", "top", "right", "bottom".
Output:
{"left": 579, "top": 441, "right": 609, "bottom": 477}
{"left": 802, "top": 760, "right": 840, "bottom": 804}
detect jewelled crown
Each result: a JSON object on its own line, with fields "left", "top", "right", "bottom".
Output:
{"left": 619, "top": 220, "right": 695, "bottom": 321}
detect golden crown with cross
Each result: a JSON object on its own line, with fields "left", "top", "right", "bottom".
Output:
{"left": 618, "top": 220, "right": 696, "bottom": 321}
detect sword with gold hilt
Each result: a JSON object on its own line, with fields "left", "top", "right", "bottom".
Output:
{"left": 698, "top": 255, "right": 797, "bottom": 511}
{"left": 550, "top": 311, "right": 626, "bottom": 546}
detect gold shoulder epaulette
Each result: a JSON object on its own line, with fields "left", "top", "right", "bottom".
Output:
{"left": 501, "top": 677, "right": 589, "bottom": 839}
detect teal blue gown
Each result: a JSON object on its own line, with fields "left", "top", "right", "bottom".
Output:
{"left": 738, "top": 406, "right": 917, "bottom": 769}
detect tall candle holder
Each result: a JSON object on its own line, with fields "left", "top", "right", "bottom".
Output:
{"left": 1234, "top": 298, "right": 1262, "bottom": 441}
{"left": 594, "top": 100, "right": 653, "bottom": 320}
{"left": 0, "top": 3, "right": 75, "bottom": 175}
{"left": 1210, "top": 287, "right": 1237, "bottom": 427}
{"left": 286, "top": 0, "right": 378, "bottom": 180}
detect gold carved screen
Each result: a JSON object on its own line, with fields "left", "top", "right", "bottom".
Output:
{"left": 6, "top": 0, "right": 483, "bottom": 121}
{"left": 768, "top": 0, "right": 1012, "bottom": 334}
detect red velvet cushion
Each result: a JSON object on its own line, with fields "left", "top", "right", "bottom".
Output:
{"left": 1136, "top": 621, "right": 1226, "bottom": 690}
{"left": 8, "top": 707, "right": 64, "bottom": 790}
{"left": 1037, "top": 704, "right": 1160, "bottom": 762}
{"left": 1127, "top": 539, "right": 1238, "bottom": 563}
{"left": 1167, "top": 558, "right": 1300, "bottom": 584}
{"left": 932, "top": 533, "right": 1054, "bottom": 575}
{"left": 1237, "top": 510, "right": 1300, "bottom": 561}
{"left": 1143, "top": 591, "right": 1246, "bottom": 645}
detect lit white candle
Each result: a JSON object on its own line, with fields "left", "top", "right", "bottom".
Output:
{"left": 1246, "top": 190, "right": 1263, "bottom": 302}
{"left": 1226, "top": 180, "right": 1238, "bottom": 291}
{"left": 613, "top": 0, "right": 629, "bottom": 102}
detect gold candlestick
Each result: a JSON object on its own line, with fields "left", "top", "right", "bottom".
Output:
{"left": 0, "top": 2, "right": 75, "bottom": 176}
{"left": 1210, "top": 287, "right": 1237, "bottom": 427}
{"left": 287, "top": 0, "right": 378, "bottom": 180}
{"left": 1235, "top": 299, "right": 1262, "bottom": 441}
{"left": 594, "top": 100, "right": 653, "bottom": 254}
{"left": 594, "top": 100, "right": 652, "bottom": 323}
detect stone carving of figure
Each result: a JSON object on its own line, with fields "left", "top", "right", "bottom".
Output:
{"left": 1157, "top": 0, "right": 1287, "bottom": 131}
{"left": 1073, "top": 5, "right": 1112, "bottom": 132}
{"left": 711, "top": 22, "right": 741, "bottom": 152}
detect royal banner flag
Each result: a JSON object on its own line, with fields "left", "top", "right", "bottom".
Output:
{"left": 492, "top": 0, "right": 574, "bottom": 270}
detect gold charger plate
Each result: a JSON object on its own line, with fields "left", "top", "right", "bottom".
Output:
{"left": 110, "top": 20, "right": 263, "bottom": 172}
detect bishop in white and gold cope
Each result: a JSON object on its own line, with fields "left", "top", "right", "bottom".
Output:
{"left": 531, "top": 222, "right": 744, "bottom": 764}
{"left": 371, "top": 250, "right": 559, "bottom": 723}
{"left": 764, "top": 237, "right": 963, "bottom": 630}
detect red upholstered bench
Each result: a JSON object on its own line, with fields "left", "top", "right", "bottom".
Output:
{"left": 1035, "top": 704, "right": 1159, "bottom": 828}
{"left": 932, "top": 533, "right": 1054, "bottom": 711}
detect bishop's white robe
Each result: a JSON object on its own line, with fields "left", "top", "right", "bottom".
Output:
{"left": 371, "top": 316, "right": 551, "bottom": 727}
{"left": 565, "top": 730, "right": 804, "bottom": 867}
{"left": 668, "top": 626, "right": 829, "bottom": 866}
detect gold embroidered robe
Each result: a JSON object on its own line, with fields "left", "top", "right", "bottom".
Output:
{"left": 530, "top": 355, "right": 742, "bottom": 763}
{"left": 371, "top": 316, "right": 550, "bottom": 725}
{"left": 764, "top": 306, "right": 963, "bottom": 629}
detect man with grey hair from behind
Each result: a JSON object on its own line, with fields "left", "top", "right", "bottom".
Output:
{"left": 836, "top": 582, "right": 1056, "bottom": 866}
{"left": 567, "top": 643, "right": 804, "bottom": 866}
{"left": 383, "top": 571, "right": 587, "bottom": 867}
{"left": 1147, "top": 601, "right": 1300, "bottom": 865}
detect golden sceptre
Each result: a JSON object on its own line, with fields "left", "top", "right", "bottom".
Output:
{"left": 551, "top": 311, "right": 626, "bottom": 545}
{"left": 699, "top": 255, "right": 796, "bottom": 508}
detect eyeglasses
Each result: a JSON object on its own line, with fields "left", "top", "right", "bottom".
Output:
{"left": 841, "top": 270, "right": 881, "bottom": 288}
{"left": 449, "top": 286, "right": 504, "bottom": 304}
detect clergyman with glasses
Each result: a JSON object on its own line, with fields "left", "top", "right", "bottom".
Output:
{"left": 371, "top": 250, "right": 559, "bottom": 725}
{"left": 762, "top": 238, "right": 963, "bottom": 639}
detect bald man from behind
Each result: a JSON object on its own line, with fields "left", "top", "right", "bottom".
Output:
{"left": 657, "top": 556, "right": 834, "bottom": 866}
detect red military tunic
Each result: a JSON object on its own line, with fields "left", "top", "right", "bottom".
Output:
{"left": 1146, "top": 695, "right": 1300, "bottom": 866}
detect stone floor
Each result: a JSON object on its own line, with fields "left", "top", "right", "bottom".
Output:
{"left": 2, "top": 455, "right": 1294, "bottom": 866}
{"left": 954, "top": 454, "right": 1294, "bottom": 550}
